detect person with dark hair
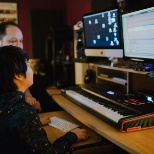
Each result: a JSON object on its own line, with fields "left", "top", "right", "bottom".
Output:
{"left": 0, "top": 45, "right": 88, "bottom": 154}
{"left": 0, "top": 21, "right": 53, "bottom": 125}
{"left": 0, "top": 21, "right": 41, "bottom": 110}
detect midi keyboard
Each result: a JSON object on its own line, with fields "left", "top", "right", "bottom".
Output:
{"left": 61, "top": 84, "right": 154, "bottom": 132}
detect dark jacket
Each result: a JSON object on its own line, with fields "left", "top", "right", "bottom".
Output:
{"left": 0, "top": 91, "right": 77, "bottom": 154}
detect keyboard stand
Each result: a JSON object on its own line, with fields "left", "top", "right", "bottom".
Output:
{"left": 39, "top": 110, "right": 113, "bottom": 154}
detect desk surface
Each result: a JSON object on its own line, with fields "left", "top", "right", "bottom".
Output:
{"left": 39, "top": 110, "right": 105, "bottom": 148}
{"left": 47, "top": 88, "right": 154, "bottom": 154}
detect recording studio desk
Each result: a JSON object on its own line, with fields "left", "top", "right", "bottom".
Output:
{"left": 47, "top": 87, "right": 154, "bottom": 154}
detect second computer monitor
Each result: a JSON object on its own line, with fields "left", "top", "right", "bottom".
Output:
{"left": 122, "top": 5, "right": 154, "bottom": 63}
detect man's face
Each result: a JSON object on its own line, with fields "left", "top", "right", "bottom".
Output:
{"left": 0, "top": 25, "right": 23, "bottom": 49}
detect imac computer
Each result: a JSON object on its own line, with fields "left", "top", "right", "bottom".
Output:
{"left": 82, "top": 7, "right": 123, "bottom": 62}
{"left": 122, "top": 5, "right": 154, "bottom": 70}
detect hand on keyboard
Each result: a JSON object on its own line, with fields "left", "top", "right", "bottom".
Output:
{"left": 40, "top": 117, "right": 51, "bottom": 126}
{"left": 48, "top": 116, "right": 89, "bottom": 141}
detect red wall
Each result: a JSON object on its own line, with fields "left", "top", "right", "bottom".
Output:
{"left": 66, "top": 0, "right": 91, "bottom": 28}
{"left": 1, "top": 0, "right": 91, "bottom": 57}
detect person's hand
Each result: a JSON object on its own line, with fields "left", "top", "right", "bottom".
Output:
{"left": 71, "top": 128, "right": 88, "bottom": 141}
{"left": 24, "top": 89, "right": 41, "bottom": 112}
{"left": 40, "top": 117, "right": 51, "bottom": 126}
{"left": 25, "top": 96, "right": 42, "bottom": 112}
{"left": 34, "top": 100, "right": 42, "bottom": 113}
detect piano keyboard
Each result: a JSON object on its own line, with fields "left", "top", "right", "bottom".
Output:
{"left": 66, "top": 90, "right": 132, "bottom": 123}
{"left": 61, "top": 85, "right": 154, "bottom": 132}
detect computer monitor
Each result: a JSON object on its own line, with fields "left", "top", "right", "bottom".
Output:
{"left": 122, "top": 5, "right": 154, "bottom": 64}
{"left": 82, "top": 8, "right": 123, "bottom": 59}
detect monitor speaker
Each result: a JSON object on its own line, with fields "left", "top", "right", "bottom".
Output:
{"left": 76, "top": 30, "right": 86, "bottom": 59}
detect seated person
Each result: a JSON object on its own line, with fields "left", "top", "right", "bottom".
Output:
{"left": 0, "top": 21, "right": 57, "bottom": 124}
{"left": 0, "top": 46, "right": 88, "bottom": 154}
{"left": 0, "top": 21, "right": 41, "bottom": 111}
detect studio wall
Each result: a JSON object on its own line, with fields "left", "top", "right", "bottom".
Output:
{"left": 0, "top": 0, "right": 91, "bottom": 57}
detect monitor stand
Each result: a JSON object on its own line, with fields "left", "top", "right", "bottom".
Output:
{"left": 109, "top": 57, "right": 127, "bottom": 67}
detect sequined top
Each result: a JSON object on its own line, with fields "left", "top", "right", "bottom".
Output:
{"left": 0, "top": 91, "right": 78, "bottom": 154}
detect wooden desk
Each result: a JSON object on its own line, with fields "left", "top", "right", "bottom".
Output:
{"left": 39, "top": 110, "right": 113, "bottom": 153}
{"left": 47, "top": 88, "right": 154, "bottom": 154}
{"left": 46, "top": 87, "right": 61, "bottom": 96}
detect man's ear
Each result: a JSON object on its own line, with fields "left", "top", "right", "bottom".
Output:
{"left": 14, "top": 74, "right": 23, "bottom": 81}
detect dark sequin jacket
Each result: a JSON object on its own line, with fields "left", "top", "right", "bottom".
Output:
{"left": 0, "top": 91, "right": 77, "bottom": 154}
